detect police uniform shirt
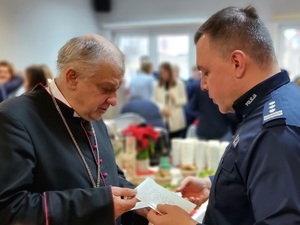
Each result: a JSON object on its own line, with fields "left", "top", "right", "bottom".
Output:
{"left": 203, "top": 70, "right": 300, "bottom": 225}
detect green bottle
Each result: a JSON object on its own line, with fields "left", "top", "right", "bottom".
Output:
{"left": 159, "top": 148, "right": 171, "bottom": 170}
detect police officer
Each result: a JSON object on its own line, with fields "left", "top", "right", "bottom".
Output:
{"left": 147, "top": 5, "right": 300, "bottom": 225}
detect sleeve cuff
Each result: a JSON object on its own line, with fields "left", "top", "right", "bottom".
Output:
{"left": 209, "top": 175, "right": 214, "bottom": 183}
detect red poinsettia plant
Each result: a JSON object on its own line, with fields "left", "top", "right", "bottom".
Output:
{"left": 122, "top": 124, "right": 160, "bottom": 160}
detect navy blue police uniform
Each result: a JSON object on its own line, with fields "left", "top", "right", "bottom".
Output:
{"left": 200, "top": 70, "right": 300, "bottom": 225}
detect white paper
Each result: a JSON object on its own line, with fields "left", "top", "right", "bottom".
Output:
{"left": 133, "top": 177, "right": 196, "bottom": 214}
{"left": 131, "top": 201, "right": 149, "bottom": 211}
{"left": 192, "top": 200, "right": 208, "bottom": 223}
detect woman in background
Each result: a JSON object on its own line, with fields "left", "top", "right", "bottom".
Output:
{"left": 153, "top": 62, "right": 187, "bottom": 139}
{"left": 23, "top": 65, "right": 48, "bottom": 92}
{"left": 0, "top": 60, "right": 23, "bottom": 102}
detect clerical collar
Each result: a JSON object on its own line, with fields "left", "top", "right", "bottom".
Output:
{"left": 45, "top": 79, "right": 80, "bottom": 117}
{"left": 232, "top": 70, "right": 290, "bottom": 122}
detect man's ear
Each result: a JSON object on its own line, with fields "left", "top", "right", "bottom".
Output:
{"left": 65, "top": 68, "right": 78, "bottom": 90}
{"left": 231, "top": 50, "right": 246, "bottom": 79}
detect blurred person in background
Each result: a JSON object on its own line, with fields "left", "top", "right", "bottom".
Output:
{"left": 0, "top": 34, "right": 148, "bottom": 225}
{"left": 121, "top": 96, "right": 165, "bottom": 129}
{"left": 182, "top": 66, "right": 202, "bottom": 137}
{"left": 121, "top": 57, "right": 165, "bottom": 129}
{"left": 153, "top": 62, "right": 187, "bottom": 139}
{"left": 129, "top": 56, "right": 156, "bottom": 100}
{"left": 185, "top": 66, "right": 202, "bottom": 99}
{"left": 23, "top": 65, "right": 48, "bottom": 92}
{"left": 173, "top": 64, "right": 187, "bottom": 86}
{"left": 0, "top": 60, "right": 23, "bottom": 102}
{"left": 40, "top": 63, "right": 54, "bottom": 82}
{"left": 172, "top": 64, "right": 180, "bottom": 80}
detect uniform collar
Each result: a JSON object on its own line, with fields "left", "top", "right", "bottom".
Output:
{"left": 232, "top": 70, "right": 290, "bottom": 122}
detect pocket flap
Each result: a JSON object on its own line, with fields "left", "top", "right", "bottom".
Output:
{"left": 221, "top": 149, "right": 235, "bottom": 172}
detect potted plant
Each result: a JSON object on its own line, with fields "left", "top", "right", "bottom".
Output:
{"left": 122, "top": 124, "right": 160, "bottom": 173}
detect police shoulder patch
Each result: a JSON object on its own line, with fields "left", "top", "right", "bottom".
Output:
{"left": 263, "top": 98, "right": 286, "bottom": 125}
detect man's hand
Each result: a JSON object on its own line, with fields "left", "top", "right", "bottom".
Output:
{"left": 111, "top": 187, "right": 137, "bottom": 219}
{"left": 134, "top": 207, "right": 151, "bottom": 218}
{"left": 176, "top": 176, "right": 211, "bottom": 207}
{"left": 147, "top": 204, "right": 198, "bottom": 225}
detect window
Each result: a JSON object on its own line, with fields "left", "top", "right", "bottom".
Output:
{"left": 157, "top": 34, "right": 190, "bottom": 79}
{"left": 117, "top": 35, "right": 150, "bottom": 84}
{"left": 279, "top": 26, "right": 300, "bottom": 80}
{"left": 112, "top": 25, "right": 197, "bottom": 84}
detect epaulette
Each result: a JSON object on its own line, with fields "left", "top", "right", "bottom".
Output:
{"left": 262, "top": 98, "right": 286, "bottom": 128}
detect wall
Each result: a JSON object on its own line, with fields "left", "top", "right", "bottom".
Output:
{"left": 96, "top": 0, "right": 268, "bottom": 24}
{"left": 96, "top": 0, "right": 300, "bottom": 24}
{"left": 97, "top": 0, "right": 300, "bottom": 49}
{"left": 0, "top": 0, "right": 100, "bottom": 75}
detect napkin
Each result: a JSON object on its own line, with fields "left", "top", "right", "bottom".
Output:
{"left": 194, "top": 140, "right": 207, "bottom": 171}
{"left": 171, "top": 138, "right": 183, "bottom": 167}
{"left": 206, "top": 140, "right": 221, "bottom": 171}
{"left": 180, "top": 139, "right": 195, "bottom": 166}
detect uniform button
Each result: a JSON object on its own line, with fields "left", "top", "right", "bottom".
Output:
{"left": 92, "top": 145, "right": 97, "bottom": 150}
{"left": 88, "top": 131, "right": 93, "bottom": 136}
{"left": 103, "top": 172, "right": 108, "bottom": 178}
{"left": 98, "top": 159, "right": 103, "bottom": 164}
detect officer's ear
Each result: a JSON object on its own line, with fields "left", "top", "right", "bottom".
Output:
{"left": 65, "top": 68, "right": 79, "bottom": 90}
{"left": 230, "top": 50, "right": 246, "bottom": 79}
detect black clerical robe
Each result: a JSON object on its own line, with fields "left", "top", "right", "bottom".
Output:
{"left": 0, "top": 85, "right": 145, "bottom": 225}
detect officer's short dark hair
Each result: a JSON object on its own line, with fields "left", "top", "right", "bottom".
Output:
{"left": 194, "top": 6, "right": 277, "bottom": 69}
